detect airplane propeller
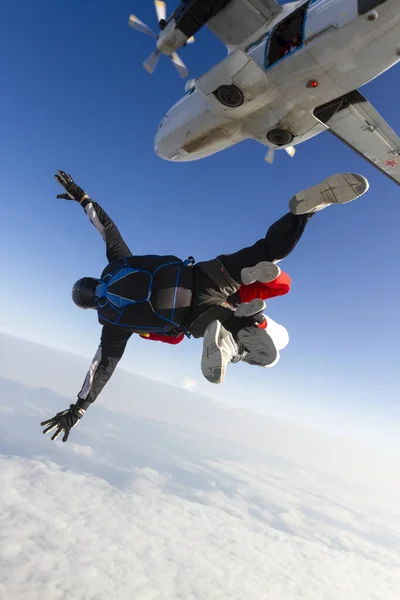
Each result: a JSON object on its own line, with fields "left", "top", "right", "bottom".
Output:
{"left": 128, "top": 1, "right": 193, "bottom": 78}
{"left": 265, "top": 146, "right": 296, "bottom": 164}
{"left": 154, "top": 0, "right": 167, "bottom": 23}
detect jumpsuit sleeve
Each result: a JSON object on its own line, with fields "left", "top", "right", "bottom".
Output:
{"left": 75, "top": 326, "right": 132, "bottom": 409}
{"left": 238, "top": 271, "right": 292, "bottom": 303}
{"left": 80, "top": 197, "right": 132, "bottom": 262}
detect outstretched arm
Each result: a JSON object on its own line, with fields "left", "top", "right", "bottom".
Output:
{"left": 41, "top": 326, "right": 132, "bottom": 442}
{"left": 75, "top": 326, "right": 132, "bottom": 409}
{"left": 80, "top": 197, "right": 132, "bottom": 263}
{"left": 55, "top": 170, "right": 132, "bottom": 262}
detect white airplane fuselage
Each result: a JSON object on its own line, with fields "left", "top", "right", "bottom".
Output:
{"left": 155, "top": 0, "right": 400, "bottom": 162}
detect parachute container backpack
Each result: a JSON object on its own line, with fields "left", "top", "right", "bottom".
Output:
{"left": 94, "top": 255, "right": 194, "bottom": 334}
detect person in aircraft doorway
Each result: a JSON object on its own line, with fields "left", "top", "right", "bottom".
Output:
{"left": 280, "top": 32, "right": 302, "bottom": 57}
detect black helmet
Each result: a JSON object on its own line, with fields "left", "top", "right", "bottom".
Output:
{"left": 72, "top": 277, "right": 99, "bottom": 309}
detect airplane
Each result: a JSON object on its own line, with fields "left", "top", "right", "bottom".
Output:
{"left": 129, "top": 0, "right": 400, "bottom": 187}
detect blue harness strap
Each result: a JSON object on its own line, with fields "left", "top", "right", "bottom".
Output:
{"left": 95, "top": 256, "right": 195, "bottom": 336}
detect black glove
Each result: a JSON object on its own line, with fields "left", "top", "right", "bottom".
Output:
{"left": 41, "top": 403, "right": 85, "bottom": 442}
{"left": 54, "top": 170, "right": 87, "bottom": 202}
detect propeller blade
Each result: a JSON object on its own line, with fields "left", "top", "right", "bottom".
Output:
{"left": 171, "top": 52, "right": 188, "bottom": 78}
{"left": 187, "top": 36, "right": 195, "bottom": 44}
{"left": 128, "top": 15, "right": 156, "bottom": 37}
{"left": 285, "top": 146, "right": 296, "bottom": 158}
{"left": 154, "top": 0, "right": 167, "bottom": 23}
{"left": 143, "top": 49, "right": 161, "bottom": 74}
{"left": 265, "top": 148, "right": 275, "bottom": 164}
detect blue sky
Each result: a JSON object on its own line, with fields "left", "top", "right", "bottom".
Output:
{"left": 1, "top": 0, "right": 399, "bottom": 444}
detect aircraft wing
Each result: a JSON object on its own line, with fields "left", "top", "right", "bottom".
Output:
{"left": 207, "top": 0, "right": 282, "bottom": 47}
{"left": 314, "top": 90, "right": 400, "bottom": 187}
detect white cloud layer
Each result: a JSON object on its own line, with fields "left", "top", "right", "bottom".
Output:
{"left": 1, "top": 449, "right": 400, "bottom": 600}
{"left": 1, "top": 335, "right": 400, "bottom": 599}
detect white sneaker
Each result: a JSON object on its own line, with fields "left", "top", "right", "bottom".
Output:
{"left": 289, "top": 173, "right": 369, "bottom": 215}
{"left": 201, "top": 320, "right": 239, "bottom": 384}
{"left": 241, "top": 262, "right": 281, "bottom": 285}
{"left": 234, "top": 298, "right": 266, "bottom": 318}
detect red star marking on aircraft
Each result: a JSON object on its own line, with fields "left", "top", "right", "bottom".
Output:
{"left": 384, "top": 157, "right": 398, "bottom": 169}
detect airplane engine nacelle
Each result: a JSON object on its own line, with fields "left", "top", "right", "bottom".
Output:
{"left": 196, "top": 49, "right": 280, "bottom": 119}
{"left": 158, "top": 0, "right": 233, "bottom": 56}
{"left": 156, "top": 19, "right": 190, "bottom": 56}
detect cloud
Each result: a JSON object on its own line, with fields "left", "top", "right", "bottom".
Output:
{"left": 70, "top": 444, "right": 95, "bottom": 457}
{"left": 1, "top": 451, "right": 400, "bottom": 600}
{"left": 1, "top": 340, "right": 400, "bottom": 600}
{"left": 179, "top": 377, "right": 197, "bottom": 390}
